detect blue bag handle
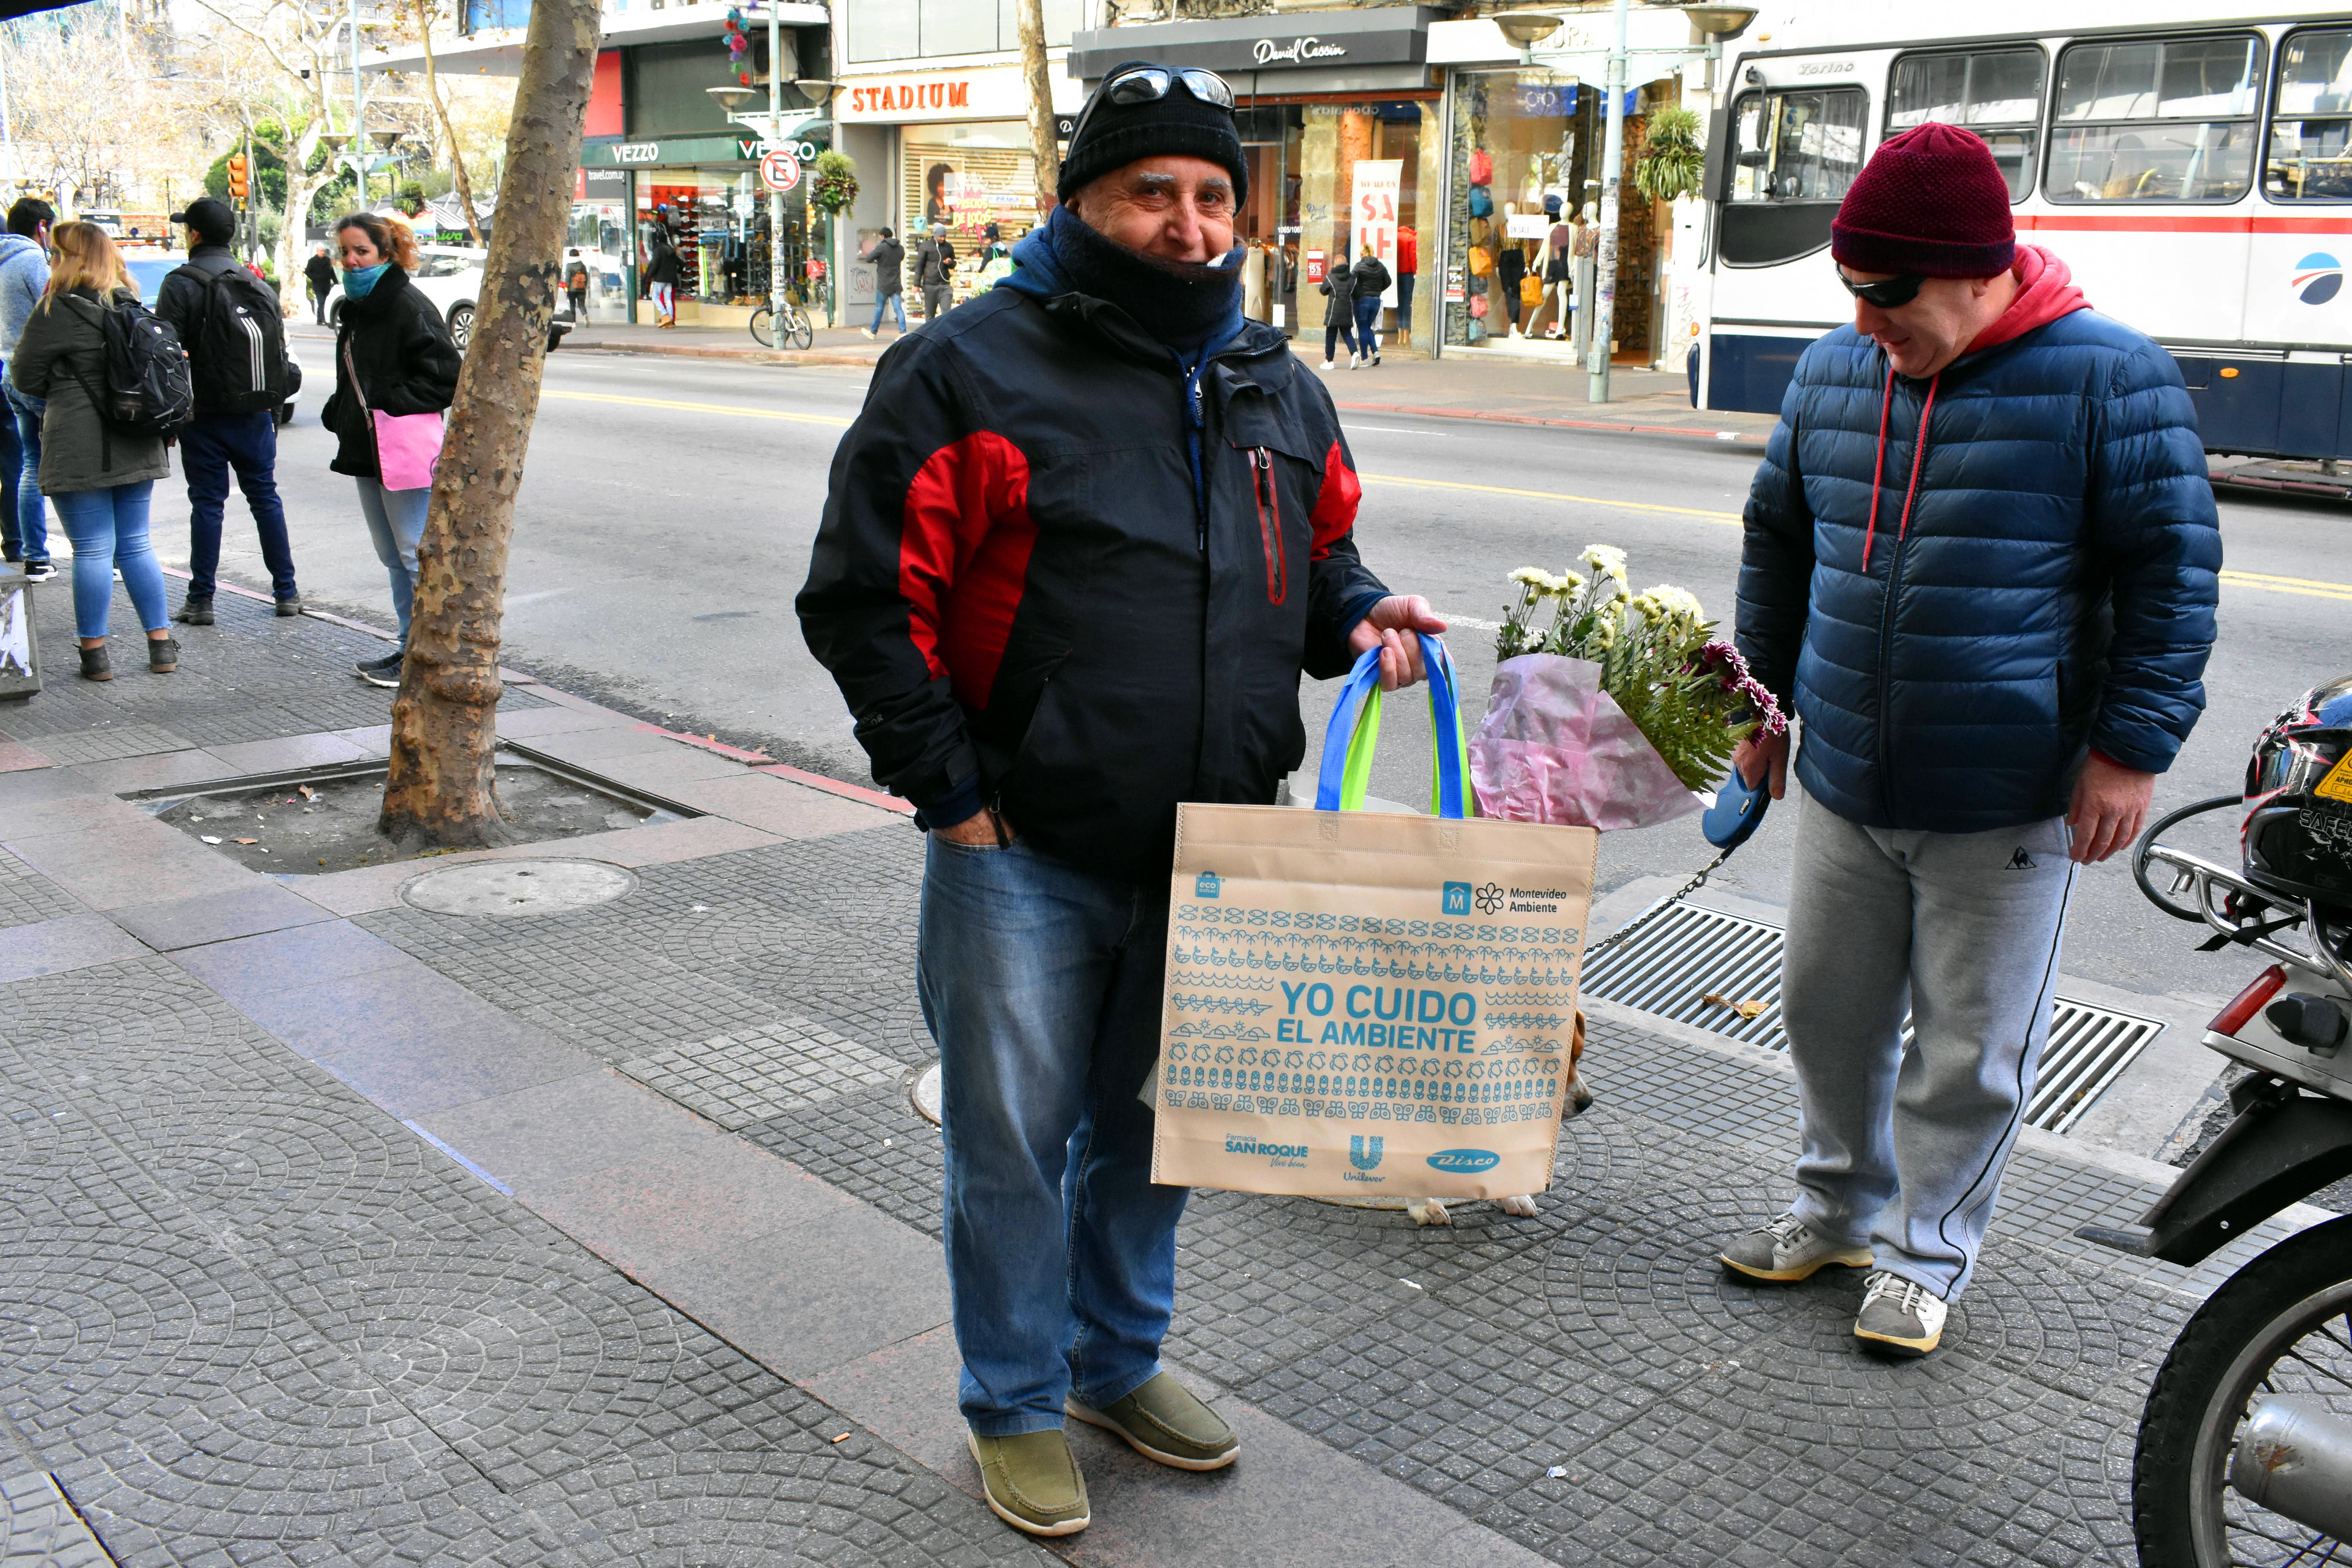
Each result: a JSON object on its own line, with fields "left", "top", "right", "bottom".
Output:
{"left": 1313, "top": 632, "right": 1471, "bottom": 818}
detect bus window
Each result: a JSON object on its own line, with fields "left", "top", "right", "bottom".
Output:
{"left": 1887, "top": 47, "right": 2045, "bottom": 201}
{"left": 2046, "top": 33, "right": 2261, "bottom": 202}
{"left": 2267, "top": 27, "right": 2352, "bottom": 200}
{"left": 1720, "top": 85, "right": 1865, "bottom": 266}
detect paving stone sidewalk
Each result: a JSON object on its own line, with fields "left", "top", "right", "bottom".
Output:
{"left": 0, "top": 577, "right": 2307, "bottom": 1567}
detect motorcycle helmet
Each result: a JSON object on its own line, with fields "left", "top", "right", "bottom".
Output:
{"left": 2243, "top": 672, "right": 2352, "bottom": 912}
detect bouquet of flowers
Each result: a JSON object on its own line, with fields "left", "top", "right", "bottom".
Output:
{"left": 1472, "top": 545, "right": 1786, "bottom": 830}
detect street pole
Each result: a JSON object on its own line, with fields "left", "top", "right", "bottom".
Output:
{"left": 1586, "top": 0, "right": 1629, "bottom": 404}
{"left": 767, "top": 0, "right": 786, "bottom": 343}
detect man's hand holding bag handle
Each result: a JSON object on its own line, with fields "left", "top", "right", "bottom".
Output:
{"left": 1151, "top": 633, "right": 1599, "bottom": 1201}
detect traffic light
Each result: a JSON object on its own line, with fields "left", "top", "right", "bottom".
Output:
{"left": 226, "top": 153, "right": 249, "bottom": 201}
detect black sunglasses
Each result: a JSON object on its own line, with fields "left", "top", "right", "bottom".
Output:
{"left": 1066, "top": 66, "right": 1235, "bottom": 159}
{"left": 1836, "top": 267, "right": 1926, "bottom": 309}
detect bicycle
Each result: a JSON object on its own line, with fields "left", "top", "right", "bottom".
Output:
{"left": 748, "top": 296, "right": 813, "bottom": 351}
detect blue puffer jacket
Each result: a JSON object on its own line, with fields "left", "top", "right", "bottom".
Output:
{"left": 1736, "top": 251, "right": 2221, "bottom": 833}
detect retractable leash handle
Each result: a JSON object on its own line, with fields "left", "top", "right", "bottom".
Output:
{"left": 1313, "top": 632, "right": 1472, "bottom": 818}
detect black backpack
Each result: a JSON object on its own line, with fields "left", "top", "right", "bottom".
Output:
{"left": 187, "top": 264, "right": 287, "bottom": 415}
{"left": 62, "top": 293, "right": 193, "bottom": 464}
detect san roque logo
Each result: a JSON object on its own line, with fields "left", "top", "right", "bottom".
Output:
{"left": 2293, "top": 252, "right": 2344, "bottom": 305}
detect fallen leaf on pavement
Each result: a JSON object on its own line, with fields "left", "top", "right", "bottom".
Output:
{"left": 297, "top": 784, "right": 315, "bottom": 801}
{"left": 235, "top": 838, "right": 258, "bottom": 845}
{"left": 1702, "top": 993, "right": 1768, "bottom": 1020}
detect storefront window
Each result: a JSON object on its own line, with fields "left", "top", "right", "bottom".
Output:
{"left": 638, "top": 169, "right": 811, "bottom": 318}
{"left": 898, "top": 124, "right": 1043, "bottom": 304}
{"left": 1446, "top": 71, "right": 1587, "bottom": 352}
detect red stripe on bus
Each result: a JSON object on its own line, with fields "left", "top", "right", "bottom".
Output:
{"left": 2019, "top": 215, "right": 2352, "bottom": 235}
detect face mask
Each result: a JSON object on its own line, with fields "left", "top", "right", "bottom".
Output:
{"left": 342, "top": 262, "right": 389, "bottom": 299}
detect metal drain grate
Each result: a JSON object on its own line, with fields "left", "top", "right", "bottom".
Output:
{"left": 1582, "top": 900, "right": 2164, "bottom": 1134}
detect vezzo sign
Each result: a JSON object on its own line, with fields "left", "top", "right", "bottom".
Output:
{"left": 613, "top": 142, "right": 660, "bottom": 165}
{"left": 1252, "top": 35, "right": 1347, "bottom": 66}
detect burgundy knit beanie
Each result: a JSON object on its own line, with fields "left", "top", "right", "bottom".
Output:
{"left": 1831, "top": 124, "right": 2015, "bottom": 279}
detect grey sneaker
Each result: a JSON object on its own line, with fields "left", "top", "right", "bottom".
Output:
{"left": 967, "top": 1429, "right": 1089, "bottom": 1537}
{"left": 355, "top": 650, "right": 402, "bottom": 688}
{"left": 1067, "top": 1372, "right": 1238, "bottom": 1472}
{"left": 173, "top": 595, "right": 214, "bottom": 625}
{"left": 1721, "top": 1212, "right": 1874, "bottom": 1283}
{"left": 1854, "top": 1270, "right": 1947, "bottom": 1357}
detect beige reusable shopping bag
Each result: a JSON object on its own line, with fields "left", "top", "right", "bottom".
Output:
{"left": 1150, "top": 637, "right": 1598, "bottom": 1200}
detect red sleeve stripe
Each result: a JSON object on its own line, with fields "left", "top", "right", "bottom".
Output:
{"left": 897, "top": 431, "right": 1036, "bottom": 711}
{"left": 1308, "top": 437, "right": 1361, "bottom": 562}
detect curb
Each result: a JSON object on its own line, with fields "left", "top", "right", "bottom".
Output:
{"left": 567, "top": 337, "right": 880, "bottom": 370}
{"left": 1331, "top": 399, "right": 1772, "bottom": 444}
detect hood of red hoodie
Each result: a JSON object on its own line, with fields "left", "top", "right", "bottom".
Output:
{"left": 1962, "top": 243, "right": 2089, "bottom": 359}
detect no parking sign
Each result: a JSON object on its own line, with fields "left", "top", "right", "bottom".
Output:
{"left": 760, "top": 150, "right": 801, "bottom": 192}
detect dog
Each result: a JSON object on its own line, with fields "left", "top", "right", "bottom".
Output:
{"left": 1406, "top": 1008, "right": 1590, "bottom": 1226}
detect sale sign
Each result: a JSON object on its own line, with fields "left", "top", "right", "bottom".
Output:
{"left": 1351, "top": 159, "right": 1402, "bottom": 308}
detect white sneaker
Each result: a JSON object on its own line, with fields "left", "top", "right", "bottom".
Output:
{"left": 1319, "top": 359, "right": 1336, "bottom": 371}
{"left": 859, "top": 327, "right": 876, "bottom": 339}
{"left": 1854, "top": 1270, "right": 1948, "bottom": 1357}
{"left": 1720, "top": 1212, "right": 1874, "bottom": 1283}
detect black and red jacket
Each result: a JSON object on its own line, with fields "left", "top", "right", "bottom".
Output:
{"left": 797, "top": 283, "right": 1388, "bottom": 882}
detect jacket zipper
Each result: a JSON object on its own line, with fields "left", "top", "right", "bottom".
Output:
{"left": 1873, "top": 380, "right": 1916, "bottom": 823}
{"left": 1251, "top": 447, "right": 1287, "bottom": 604}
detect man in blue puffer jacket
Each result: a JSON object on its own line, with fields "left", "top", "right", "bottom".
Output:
{"left": 1720, "top": 125, "right": 2220, "bottom": 1357}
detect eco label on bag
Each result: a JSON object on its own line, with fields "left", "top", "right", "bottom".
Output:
{"left": 1151, "top": 802, "right": 1597, "bottom": 1200}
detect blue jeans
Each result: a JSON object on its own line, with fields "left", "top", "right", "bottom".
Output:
{"left": 51, "top": 481, "right": 167, "bottom": 638}
{"left": 1323, "top": 307, "right": 1357, "bottom": 363}
{"left": 181, "top": 411, "right": 297, "bottom": 600}
{"left": 869, "top": 292, "right": 907, "bottom": 334}
{"left": 1354, "top": 295, "right": 1382, "bottom": 354}
{"left": 919, "top": 835, "right": 1186, "bottom": 1436}
{"left": 6, "top": 388, "right": 47, "bottom": 564}
{"left": 354, "top": 478, "right": 428, "bottom": 642}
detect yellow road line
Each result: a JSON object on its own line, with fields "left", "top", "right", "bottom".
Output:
{"left": 543, "top": 388, "right": 852, "bottom": 427}
{"left": 534, "top": 391, "right": 2352, "bottom": 605}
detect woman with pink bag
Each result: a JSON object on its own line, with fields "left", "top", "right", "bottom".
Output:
{"left": 321, "top": 211, "right": 459, "bottom": 688}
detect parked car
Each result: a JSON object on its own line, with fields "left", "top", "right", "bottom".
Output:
{"left": 325, "top": 244, "right": 574, "bottom": 354}
{"left": 124, "top": 251, "right": 305, "bottom": 426}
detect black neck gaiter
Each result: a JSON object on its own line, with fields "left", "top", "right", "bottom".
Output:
{"left": 1040, "top": 205, "right": 1243, "bottom": 350}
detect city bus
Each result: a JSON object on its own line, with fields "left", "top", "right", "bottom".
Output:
{"left": 1693, "top": 1, "right": 2352, "bottom": 462}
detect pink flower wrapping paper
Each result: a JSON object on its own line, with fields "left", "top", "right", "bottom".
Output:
{"left": 1469, "top": 654, "right": 1703, "bottom": 831}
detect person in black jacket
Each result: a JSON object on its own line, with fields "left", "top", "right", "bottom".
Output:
{"left": 1316, "top": 238, "right": 1357, "bottom": 370}
{"left": 321, "top": 212, "right": 459, "bottom": 687}
{"left": 798, "top": 62, "right": 1443, "bottom": 1540}
{"left": 304, "top": 244, "right": 336, "bottom": 325}
{"left": 1348, "top": 249, "right": 1390, "bottom": 367}
{"left": 642, "top": 233, "right": 682, "bottom": 328}
{"left": 157, "top": 196, "right": 300, "bottom": 625}
{"left": 860, "top": 228, "right": 905, "bottom": 338}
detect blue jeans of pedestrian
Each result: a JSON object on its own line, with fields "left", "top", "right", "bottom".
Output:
{"left": 181, "top": 411, "right": 297, "bottom": 601}
{"left": 6, "top": 388, "right": 47, "bottom": 564}
{"left": 0, "top": 373, "right": 17, "bottom": 560}
{"left": 869, "top": 292, "right": 907, "bottom": 334}
{"left": 354, "top": 478, "right": 428, "bottom": 642}
{"left": 1354, "top": 295, "right": 1382, "bottom": 354}
{"left": 918, "top": 835, "right": 1186, "bottom": 1436}
{"left": 51, "top": 482, "right": 167, "bottom": 639}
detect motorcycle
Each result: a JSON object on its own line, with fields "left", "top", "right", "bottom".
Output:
{"left": 2079, "top": 679, "right": 2352, "bottom": 1568}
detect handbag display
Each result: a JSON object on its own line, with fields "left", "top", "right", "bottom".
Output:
{"left": 1468, "top": 246, "right": 1494, "bottom": 276}
{"left": 1520, "top": 275, "right": 1545, "bottom": 309}
{"left": 344, "top": 341, "right": 444, "bottom": 492}
{"left": 1468, "top": 148, "right": 1494, "bottom": 184}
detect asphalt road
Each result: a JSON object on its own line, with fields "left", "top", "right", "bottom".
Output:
{"left": 159, "top": 323, "right": 2350, "bottom": 1009}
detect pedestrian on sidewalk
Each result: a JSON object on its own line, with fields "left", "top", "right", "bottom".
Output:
{"left": 8, "top": 223, "right": 179, "bottom": 682}
{"left": 913, "top": 222, "right": 955, "bottom": 324}
{"left": 1723, "top": 124, "right": 2221, "bottom": 1357}
{"left": 157, "top": 197, "right": 301, "bottom": 626}
{"left": 321, "top": 212, "right": 459, "bottom": 689}
{"left": 800, "top": 58, "right": 1445, "bottom": 1541}
{"left": 1348, "top": 248, "right": 1390, "bottom": 367}
{"left": 564, "top": 250, "right": 591, "bottom": 323}
{"left": 1317, "top": 239, "right": 1357, "bottom": 370}
{"left": 305, "top": 244, "right": 336, "bottom": 325}
{"left": 860, "top": 229, "right": 906, "bottom": 338}
{"left": 0, "top": 197, "right": 55, "bottom": 581}
{"left": 643, "top": 234, "right": 681, "bottom": 328}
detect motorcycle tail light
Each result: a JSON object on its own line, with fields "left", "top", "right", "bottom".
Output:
{"left": 2212, "top": 964, "right": 2288, "bottom": 1036}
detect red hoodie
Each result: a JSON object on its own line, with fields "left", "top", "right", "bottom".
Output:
{"left": 1861, "top": 244, "right": 2092, "bottom": 571}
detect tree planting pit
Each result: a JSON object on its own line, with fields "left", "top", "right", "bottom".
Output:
{"left": 142, "top": 749, "right": 694, "bottom": 875}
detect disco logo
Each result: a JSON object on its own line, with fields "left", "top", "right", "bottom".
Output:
{"left": 2292, "top": 252, "right": 2343, "bottom": 305}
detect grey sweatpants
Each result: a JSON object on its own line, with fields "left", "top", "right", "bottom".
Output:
{"left": 1780, "top": 787, "right": 2077, "bottom": 1299}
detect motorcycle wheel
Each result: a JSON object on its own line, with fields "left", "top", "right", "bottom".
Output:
{"left": 2134, "top": 1212, "right": 2352, "bottom": 1567}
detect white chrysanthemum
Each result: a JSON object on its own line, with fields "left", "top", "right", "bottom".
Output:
{"left": 1591, "top": 617, "right": 1618, "bottom": 649}
{"left": 1509, "top": 566, "right": 1551, "bottom": 588}
{"left": 1581, "top": 544, "right": 1629, "bottom": 579}
{"left": 1548, "top": 570, "right": 1586, "bottom": 597}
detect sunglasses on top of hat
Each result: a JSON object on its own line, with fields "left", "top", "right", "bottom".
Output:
{"left": 1066, "top": 65, "right": 1236, "bottom": 156}
{"left": 1835, "top": 266, "right": 1926, "bottom": 309}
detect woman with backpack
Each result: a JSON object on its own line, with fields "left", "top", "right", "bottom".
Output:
{"left": 1316, "top": 240, "right": 1358, "bottom": 371}
{"left": 322, "top": 212, "right": 460, "bottom": 689}
{"left": 7, "top": 222, "right": 177, "bottom": 681}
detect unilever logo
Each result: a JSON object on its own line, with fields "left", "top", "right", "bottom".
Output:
{"left": 1428, "top": 1148, "right": 1502, "bottom": 1173}
{"left": 1195, "top": 872, "right": 1221, "bottom": 899}
{"left": 1441, "top": 881, "right": 1472, "bottom": 915}
{"left": 1349, "top": 1135, "right": 1384, "bottom": 1171}
{"left": 2293, "top": 252, "right": 2344, "bottom": 305}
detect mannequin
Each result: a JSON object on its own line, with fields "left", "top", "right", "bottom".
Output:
{"left": 1494, "top": 204, "right": 1527, "bottom": 339}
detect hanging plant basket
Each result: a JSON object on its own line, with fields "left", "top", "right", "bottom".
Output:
{"left": 1633, "top": 106, "right": 1706, "bottom": 204}
{"left": 811, "top": 150, "right": 860, "bottom": 216}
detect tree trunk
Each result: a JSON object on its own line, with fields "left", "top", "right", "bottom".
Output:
{"left": 376, "top": 0, "right": 600, "bottom": 852}
{"left": 415, "top": 0, "right": 486, "bottom": 246}
{"left": 277, "top": 167, "right": 320, "bottom": 317}
{"left": 1016, "top": 0, "right": 1058, "bottom": 215}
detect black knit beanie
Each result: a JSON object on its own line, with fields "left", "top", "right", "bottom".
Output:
{"left": 1057, "top": 61, "right": 1248, "bottom": 207}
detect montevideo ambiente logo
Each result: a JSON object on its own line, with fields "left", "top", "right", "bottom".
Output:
{"left": 2293, "top": 252, "right": 2344, "bottom": 305}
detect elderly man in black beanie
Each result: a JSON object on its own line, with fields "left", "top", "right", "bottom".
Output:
{"left": 798, "top": 62, "right": 1442, "bottom": 1537}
